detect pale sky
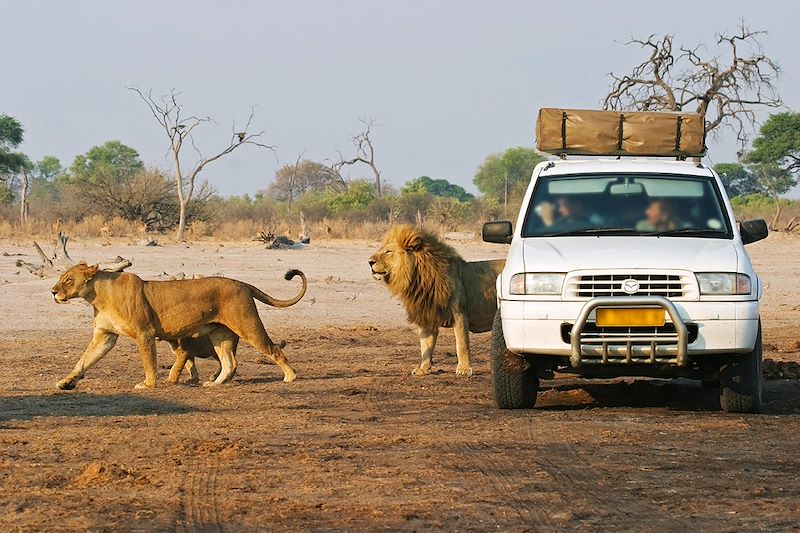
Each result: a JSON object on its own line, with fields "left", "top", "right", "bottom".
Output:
{"left": 2, "top": 0, "right": 798, "bottom": 197}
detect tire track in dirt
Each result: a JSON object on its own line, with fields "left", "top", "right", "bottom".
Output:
{"left": 461, "top": 442, "right": 559, "bottom": 531}
{"left": 176, "top": 464, "right": 223, "bottom": 533}
{"left": 521, "top": 413, "right": 693, "bottom": 530}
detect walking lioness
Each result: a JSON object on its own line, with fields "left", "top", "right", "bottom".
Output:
{"left": 51, "top": 262, "right": 306, "bottom": 389}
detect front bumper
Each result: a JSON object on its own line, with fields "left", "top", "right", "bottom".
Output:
{"left": 569, "top": 296, "right": 687, "bottom": 367}
{"left": 500, "top": 298, "right": 760, "bottom": 364}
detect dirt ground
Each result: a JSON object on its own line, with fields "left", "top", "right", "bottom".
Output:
{"left": 1, "top": 233, "right": 799, "bottom": 532}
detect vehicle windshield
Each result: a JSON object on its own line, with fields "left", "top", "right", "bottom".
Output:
{"left": 522, "top": 173, "right": 732, "bottom": 238}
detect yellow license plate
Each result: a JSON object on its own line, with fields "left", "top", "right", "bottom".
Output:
{"left": 596, "top": 308, "right": 665, "bottom": 327}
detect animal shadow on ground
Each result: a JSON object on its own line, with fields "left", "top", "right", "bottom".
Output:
{"left": 0, "top": 393, "right": 196, "bottom": 423}
{"left": 536, "top": 378, "right": 800, "bottom": 415}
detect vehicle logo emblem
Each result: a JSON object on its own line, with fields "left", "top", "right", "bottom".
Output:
{"left": 622, "top": 279, "right": 640, "bottom": 294}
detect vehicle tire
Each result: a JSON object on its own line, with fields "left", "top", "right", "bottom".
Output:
{"left": 491, "top": 310, "right": 539, "bottom": 409}
{"left": 719, "top": 322, "right": 763, "bottom": 413}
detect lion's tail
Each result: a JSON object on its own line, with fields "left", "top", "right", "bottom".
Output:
{"left": 247, "top": 269, "right": 307, "bottom": 308}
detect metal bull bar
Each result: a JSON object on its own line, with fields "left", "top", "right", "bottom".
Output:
{"left": 569, "top": 296, "right": 689, "bottom": 368}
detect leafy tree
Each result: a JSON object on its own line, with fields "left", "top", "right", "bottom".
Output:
{"left": 34, "top": 155, "right": 63, "bottom": 181}
{"left": 0, "top": 115, "right": 35, "bottom": 222}
{"left": 68, "top": 140, "right": 143, "bottom": 183}
{"left": 714, "top": 162, "right": 794, "bottom": 199}
{"left": 324, "top": 180, "right": 376, "bottom": 213}
{"left": 0, "top": 115, "right": 27, "bottom": 205}
{"left": 743, "top": 112, "right": 800, "bottom": 229}
{"left": 20, "top": 156, "right": 63, "bottom": 220}
{"left": 714, "top": 161, "right": 794, "bottom": 229}
{"left": 401, "top": 176, "right": 474, "bottom": 202}
{"left": 0, "top": 114, "right": 26, "bottom": 175}
{"left": 267, "top": 160, "right": 345, "bottom": 202}
{"left": 745, "top": 162, "right": 795, "bottom": 229}
{"left": 473, "top": 147, "right": 543, "bottom": 203}
{"left": 714, "top": 163, "right": 758, "bottom": 197}
{"left": 747, "top": 112, "right": 800, "bottom": 175}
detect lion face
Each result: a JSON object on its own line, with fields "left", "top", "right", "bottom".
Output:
{"left": 369, "top": 226, "right": 424, "bottom": 285}
{"left": 368, "top": 240, "right": 401, "bottom": 283}
{"left": 51, "top": 262, "right": 99, "bottom": 303}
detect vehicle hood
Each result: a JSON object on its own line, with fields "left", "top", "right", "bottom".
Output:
{"left": 520, "top": 236, "right": 739, "bottom": 273}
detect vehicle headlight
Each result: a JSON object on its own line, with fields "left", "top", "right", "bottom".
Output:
{"left": 509, "top": 273, "right": 565, "bottom": 295}
{"left": 696, "top": 273, "right": 751, "bottom": 295}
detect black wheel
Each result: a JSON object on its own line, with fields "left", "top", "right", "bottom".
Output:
{"left": 491, "top": 310, "right": 539, "bottom": 409}
{"left": 719, "top": 322, "right": 763, "bottom": 413}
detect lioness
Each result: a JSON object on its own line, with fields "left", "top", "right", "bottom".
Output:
{"left": 51, "top": 262, "right": 306, "bottom": 389}
{"left": 368, "top": 225, "right": 504, "bottom": 376}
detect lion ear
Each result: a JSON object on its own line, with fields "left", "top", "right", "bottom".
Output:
{"left": 401, "top": 233, "right": 422, "bottom": 252}
{"left": 85, "top": 264, "right": 100, "bottom": 278}
{"left": 78, "top": 260, "right": 87, "bottom": 266}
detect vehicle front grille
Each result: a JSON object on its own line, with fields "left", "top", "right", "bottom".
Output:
{"left": 561, "top": 322, "right": 698, "bottom": 364}
{"left": 564, "top": 271, "right": 698, "bottom": 300}
{"left": 561, "top": 323, "right": 699, "bottom": 344}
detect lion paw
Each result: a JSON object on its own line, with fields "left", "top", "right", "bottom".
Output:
{"left": 202, "top": 380, "right": 219, "bottom": 387}
{"left": 411, "top": 366, "right": 431, "bottom": 376}
{"left": 283, "top": 370, "right": 297, "bottom": 383}
{"left": 456, "top": 365, "right": 474, "bottom": 377}
{"left": 134, "top": 381, "right": 156, "bottom": 389}
{"left": 57, "top": 377, "right": 77, "bottom": 390}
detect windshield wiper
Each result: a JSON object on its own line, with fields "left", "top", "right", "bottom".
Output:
{"left": 645, "top": 228, "right": 728, "bottom": 237}
{"left": 542, "top": 227, "right": 637, "bottom": 237}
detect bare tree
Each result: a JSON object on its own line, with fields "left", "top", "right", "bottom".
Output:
{"left": 286, "top": 150, "right": 306, "bottom": 211}
{"left": 335, "top": 118, "right": 383, "bottom": 196}
{"left": 18, "top": 167, "right": 30, "bottom": 224}
{"left": 128, "top": 87, "right": 274, "bottom": 241}
{"left": 603, "top": 23, "right": 782, "bottom": 148}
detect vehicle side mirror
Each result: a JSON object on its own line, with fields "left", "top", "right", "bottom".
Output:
{"left": 482, "top": 221, "right": 513, "bottom": 244}
{"left": 740, "top": 219, "right": 768, "bottom": 245}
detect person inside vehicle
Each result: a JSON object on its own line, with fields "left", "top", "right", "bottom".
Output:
{"left": 636, "top": 199, "right": 681, "bottom": 232}
{"left": 535, "top": 196, "right": 605, "bottom": 231}
{"left": 556, "top": 196, "right": 604, "bottom": 229}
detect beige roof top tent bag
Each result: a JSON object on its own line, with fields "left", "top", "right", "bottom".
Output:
{"left": 535, "top": 108, "right": 706, "bottom": 158}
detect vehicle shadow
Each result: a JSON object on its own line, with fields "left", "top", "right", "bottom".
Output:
{"left": 535, "top": 377, "right": 800, "bottom": 414}
{"left": 0, "top": 392, "right": 196, "bottom": 422}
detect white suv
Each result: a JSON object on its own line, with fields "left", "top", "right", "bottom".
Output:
{"left": 483, "top": 158, "right": 768, "bottom": 413}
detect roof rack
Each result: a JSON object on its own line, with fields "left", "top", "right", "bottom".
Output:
{"left": 536, "top": 108, "right": 706, "bottom": 159}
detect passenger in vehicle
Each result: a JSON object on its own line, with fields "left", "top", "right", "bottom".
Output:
{"left": 556, "top": 196, "right": 605, "bottom": 230}
{"left": 536, "top": 196, "right": 604, "bottom": 231}
{"left": 636, "top": 199, "right": 682, "bottom": 232}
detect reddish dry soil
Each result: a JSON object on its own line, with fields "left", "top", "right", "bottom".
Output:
{"left": 1, "top": 235, "right": 800, "bottom": 531}
{"left": 1, "top": 325, "right": 800, "bottom": 532}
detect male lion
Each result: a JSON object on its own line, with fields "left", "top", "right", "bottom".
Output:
{"left": 51, "top": 262, "right": 306, "bottom": 389}
{"left": 368, "top": 225, "right": 504, "bottom": 376}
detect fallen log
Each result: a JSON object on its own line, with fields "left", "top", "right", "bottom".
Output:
{"left": 16, "top": 233, "right": 133, "bottom": 278}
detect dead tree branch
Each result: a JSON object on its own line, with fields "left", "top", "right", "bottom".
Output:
{"left": 16, "top": 232, "right": 135, "bottom": 278}
{"left": 335, "top": 118, "right": 383, "bottom": 196}
{"left": 128, "top": 87, "right": 276, "bottom": 241}
{"left": 287, "top": 149, "right": 307, "bottom": 211}
{"left": 603, "top": 23, "right": 782, "bottom": 148}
